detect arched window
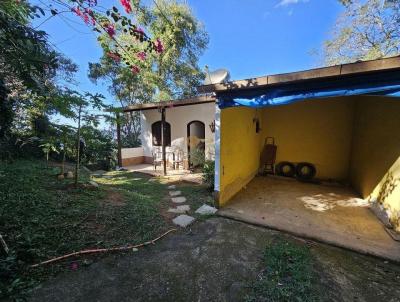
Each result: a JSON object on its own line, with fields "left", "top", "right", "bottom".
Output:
{"left": 152, "top": 121, "right": 171, "bottom": 146}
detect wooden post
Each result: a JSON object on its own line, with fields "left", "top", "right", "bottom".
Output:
{"left": 74, "top": 104, "right": 82, "bottom": 188}
{"left": 161, "top": 107, "right": 167, "bottom": 176}
{"left": 116, "top": 112, "right": 122, "bottom": 168}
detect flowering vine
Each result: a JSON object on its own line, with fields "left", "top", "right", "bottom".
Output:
{"left": 68, "top": 0, "right": 164, "bottom": 75}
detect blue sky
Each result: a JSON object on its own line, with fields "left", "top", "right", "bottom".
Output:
{"left": 35, "top": 0, "right": 344, "bottom": 107}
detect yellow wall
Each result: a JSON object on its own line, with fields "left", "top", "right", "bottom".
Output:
{"left": 350, "top": 97, "right": 400, "bottom": 231}
{"left": 219, "top": 107, "right": 262, "bottom": 206}
{"left": 261, "top": 98, "right": 355, "bottom": 180}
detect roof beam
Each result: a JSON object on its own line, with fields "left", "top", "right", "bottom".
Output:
{"left": 122, "top": 95, "right": 216, "bottom": 112}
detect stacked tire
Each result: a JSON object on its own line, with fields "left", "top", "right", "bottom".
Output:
{"left": 276, "top": 161, "right": 316, "bottom": 181}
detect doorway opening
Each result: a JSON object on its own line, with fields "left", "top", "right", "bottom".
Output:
{"left": 187, "top": 121, "right": 205, "bottom": 168}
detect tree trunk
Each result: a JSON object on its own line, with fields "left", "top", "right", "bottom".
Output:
{"left": 74, "top": 105, "right": 82, "bottom": 188}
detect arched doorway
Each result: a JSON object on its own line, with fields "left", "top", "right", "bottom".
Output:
{"left": 187, "top": 121, "right": 205, "bottom": 168}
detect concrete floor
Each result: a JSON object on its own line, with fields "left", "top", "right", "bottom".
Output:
{"left": 124, "top": 164, "right": 203, "bottom": 184}
{"left": 218, "top": 176, "right": 400, "bottom": 262}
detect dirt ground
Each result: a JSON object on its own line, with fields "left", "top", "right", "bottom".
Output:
{"left": 29, "top": 217, "right": 400, "bottom": 302}
{"left": 219, "top": 176, "right": 400, "bottom": 262}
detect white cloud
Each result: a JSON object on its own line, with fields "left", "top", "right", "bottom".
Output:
{"left": 276, "top": 0, "right": 309, "bottom": 7}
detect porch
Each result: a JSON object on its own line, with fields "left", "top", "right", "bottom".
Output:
{"left": 124, "top": 163, "right": 203, "bottom": 184}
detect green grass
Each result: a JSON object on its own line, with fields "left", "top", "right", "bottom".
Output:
{"left": 0, "top": 160, "right": 169, "bottom": 301}
{"left": 246, "top": 239, "right": 321, "bottom": 302}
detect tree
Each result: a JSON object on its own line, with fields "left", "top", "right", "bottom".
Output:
{"left": 324, "top": 0, "right": 400, "bottom": 65}
{"left": 89, "top": 0, "right": 208, "bottom": 147}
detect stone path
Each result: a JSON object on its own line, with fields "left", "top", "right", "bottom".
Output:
{"left": 167, "top": 184, "right": 218, "bottom": 228}
{"left": 167, "top": 185, "right": 195, "bottom": 228}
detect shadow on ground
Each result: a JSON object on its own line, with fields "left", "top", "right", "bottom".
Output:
{"left": 29, "top": 218, "right": 400, "bottom": 302}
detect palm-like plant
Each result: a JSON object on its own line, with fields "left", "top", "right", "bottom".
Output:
{"left": 39, "top": 141, "right": 59, "bottom": 168}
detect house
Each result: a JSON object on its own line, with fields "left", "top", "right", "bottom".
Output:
{"left": 117, "top": 56, "right": 400, "bottom": 260}
{"left": 119, "top": 95, "right": 216, "bottom": 172}
{"left": 197, "top": 56, "right": 400, "bottom": 239}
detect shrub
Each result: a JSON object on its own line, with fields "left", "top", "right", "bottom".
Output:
{"left": 202, "top": 160, "right": 215, "bottom": 190}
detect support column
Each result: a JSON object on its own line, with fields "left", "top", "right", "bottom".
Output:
{"left": 161, "top": 107, "right": 167, "bottom": 176}
{"left": 214, "top": 102, "right": 221, "bottom": 207}
{"left": 116, "top": 112, "right": 122, "bottom": 168}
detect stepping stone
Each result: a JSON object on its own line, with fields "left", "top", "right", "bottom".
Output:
{"left": 148, "top": 178, "right": 157, "bottom": 182}
{"left": 168, "top": 205, "right": 190, "bottom": 214}
{"left": 91, "top": 170, "right": 106, "bottom": 177}
{"left": 172, "top": 215, "right": 195, "bottom": 227}
{"left": 168, "top": 185, "right": 176, "bottom": 189}
{"left": 169, "top": 190, "right": 181, "bottom": 197}
{"left": 195, "top": 204, "right": 218, "bottom": 215}
{"left": 171, "top": 196, "right": 187, "bottom": 204}
{"left": 89, "top": 181, "right": 99, "bottom": 188}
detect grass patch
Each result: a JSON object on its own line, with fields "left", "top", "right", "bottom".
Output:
{"left": 0, "top": 160, "right": 169, "bottom": 300}
{"left": 246, "top": 239, "right": 321, "bottom": 302}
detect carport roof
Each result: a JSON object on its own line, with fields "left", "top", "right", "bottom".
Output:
{"left": 198, "top": 56, "right": 400, "bottom": 108}
{"left": 121, "top": 56, "right": 400, "bottom": 112}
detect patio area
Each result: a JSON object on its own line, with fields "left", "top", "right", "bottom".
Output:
{"left": 124, "top": 163, "right": 203, "bottom": 184}
{"left": 218, "top": 175, "right": 400, "bottom": 262}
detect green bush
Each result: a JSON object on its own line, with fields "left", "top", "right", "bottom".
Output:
{"left": 202, "top": 160, "right": 215, "bottom": 190}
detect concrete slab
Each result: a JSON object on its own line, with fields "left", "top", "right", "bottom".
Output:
{"left": 91, "top": 170, "right": 107, "bottom": 177}
{"left": 218, "top": 176, "right": 400, "bottom": 262}
{"left": 171, "top": 197, "right": 187, "bottom": 204}
{"left": 195, "top": 204, "right": 218, "bottom": 215}
{"left": 88, "top": 181, "right": 99, "bottom": 188}
{"left": 168, "top": 185, "right": 176, "bottom": 189}
{"left": 172, "top": 215, "right": 195, "bottom": 227}
{"left": 168, "top": 205, "right": 190, "bottom": 214}
{"left": 169, "top": 191, "right": 182, "bottom": 197}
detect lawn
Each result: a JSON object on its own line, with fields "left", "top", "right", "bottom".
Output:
{"left": 245, "top": 239, "right": 321, "bottom": 302}
{"left": 0, "top": 159, "right": 331, "bottom": 302}
{"left": 0, "top": 159, "right": 210, "bottom": 300}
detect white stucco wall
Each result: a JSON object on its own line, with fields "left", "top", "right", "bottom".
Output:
{"left": 121, "top": 147, "right": 143, "bottom": 159}
{"left": 140, "top": 102, "right": 216, "bottom": 160}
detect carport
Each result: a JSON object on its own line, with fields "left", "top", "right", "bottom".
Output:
{"left": 199, "top": 56, "right": 400, "bottom": 261}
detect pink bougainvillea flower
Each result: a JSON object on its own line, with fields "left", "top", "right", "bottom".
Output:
{"left": 154, "top": 38, "right": 164, "bottom": 53}
{"left": 131, "top": 65, "right": 140, "bottom": 74}
{"left": 137, "top": 51, "right": 146, "bottom": 61}
{"left": 107, "top": 52, "right": 121, "bottom": 62}
{"left": 83, "top": 14, "right": 89, "bottom": 24}
{"left": 84, "top": 8, "right": 94, "bottom": 17}
{"left": 90, "top": 16, "right": 96, "bottom": 26}
{"left": 120, "top": 0, "right": 132, "bottom": 14}
{"left": 70, "top": 261, "right": 79, "bottom": 271}
{"left": 72, "top": 7, "right": 82, "bottom": 17}
{"left": 105, "top": 24, "right": 116, "bottom": 37}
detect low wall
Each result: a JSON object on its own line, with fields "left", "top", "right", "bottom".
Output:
{"left": 121, "top": 147, "right": 152, "bottom": 166}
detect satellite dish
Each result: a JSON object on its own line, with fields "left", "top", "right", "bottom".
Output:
{"left": 204, "top": 68, "right": 230, "bottom": 85}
